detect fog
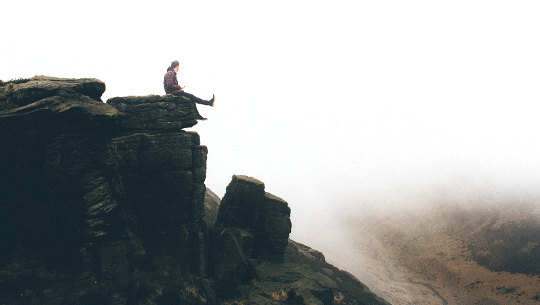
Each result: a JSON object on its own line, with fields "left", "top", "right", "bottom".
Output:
{"left": 2, "top": 0, "right": 540, "bottom": 276}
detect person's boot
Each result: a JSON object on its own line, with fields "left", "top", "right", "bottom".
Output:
{"left": 209, "top": 94, "right": 215, "bottom": 107}
{"left": 197, "top": 113, "right": 208, "bottom": 120}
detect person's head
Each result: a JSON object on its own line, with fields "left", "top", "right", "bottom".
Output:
{"left": 169, "top": 60, "right": 180, "bottom": 72}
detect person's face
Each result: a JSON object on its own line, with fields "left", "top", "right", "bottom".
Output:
{"left": 174, "top": 65, "right": 179, "bottom": 72}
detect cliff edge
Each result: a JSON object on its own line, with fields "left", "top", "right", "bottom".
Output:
{"left": 0, "top": 76, "right": 389, "bottom": 305}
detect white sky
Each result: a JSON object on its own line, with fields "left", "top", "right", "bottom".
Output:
{"left": 2, "top": 1, "right": 540, "bottom": 244}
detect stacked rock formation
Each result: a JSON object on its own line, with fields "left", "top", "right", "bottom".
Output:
{"left": 207, "top": 176, "right": 390, "bottom": 305}
{"left": 0, "top": 76, "right": 209, "bottom": 304}
{"left": 210, "top": 175, "right": 292, "bottom": 294}
{"left": 0, "top": 76, "right": 390, "bottom": 305}
{"left": 215, "top": 175, "right": 292, "bottom": 261}
{"left": 107, "top": 95, "right": 208, "bottom": 273}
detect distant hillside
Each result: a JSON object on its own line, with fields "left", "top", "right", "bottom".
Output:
{"left": 443, "top": 203, "right": 540, "bottom": 276}
{"left": 341, "top": 202, "right": 540, "bottom": 305}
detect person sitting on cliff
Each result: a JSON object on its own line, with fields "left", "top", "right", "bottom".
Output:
{"left": 164, "top": 60, "right": 215, "bottom": 120}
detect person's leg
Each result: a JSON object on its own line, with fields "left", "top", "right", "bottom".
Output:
{"left": 172, "top": 91, "right": 209, "bottom": 120}
{"left": 179, "top": 91, "right": 214, "bottom": 106}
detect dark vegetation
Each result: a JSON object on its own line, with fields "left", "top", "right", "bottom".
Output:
{"left": 444, "top": 204, "right": 540, "bottom": 276}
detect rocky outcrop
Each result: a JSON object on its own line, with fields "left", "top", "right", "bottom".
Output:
{"left": 0, "top": 76, "right": 389, "bottom": 305}
{"left": 206, "top": 175, "right": 389, "bottom": 305}
{"left": 215, "top": 175, "right": 292, "bottom": 262}
{"left": 0, "top": 76, "right": 210, "bottom": 304}
{"left": 245, "top": 239, "right": 391, "bottom": 305}
{"left": 0, "top": 76, "right": 106, "bottom": 109}
{"left": 108, "top": 95, "right": 200, "bottom": 132}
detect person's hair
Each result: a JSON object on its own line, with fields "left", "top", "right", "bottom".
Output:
{"left": 167, "top": 60, "right": 180, "bottom": 72}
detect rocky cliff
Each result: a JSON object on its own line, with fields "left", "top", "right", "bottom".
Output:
{"left": 0, "top": 76, "right": 389, "bottom": 305}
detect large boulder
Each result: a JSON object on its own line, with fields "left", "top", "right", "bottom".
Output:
{"left": 210, "top": 175, "right": 292, "bottom": 298}
{"left": 0, "top": 76, "right": 106, "bottom": 108}
{"left": 107, "top": 94, "right": 200, "bottom": 131}
{"left": 207, "top": 176, "right": 390, "bottom": 305}
{"left": 215, "top": 175, "right": 292, "bottom": 261}
{"left": 0, "top": 76, "right": 118, "bottom": 136}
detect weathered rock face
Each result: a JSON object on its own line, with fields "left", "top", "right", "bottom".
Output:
{"left": 215, "top": 175, "right": 292, "bottom": 261}
{"left": 244, "top": 240, "right": 391, "bottom": 305}
{"left": 0, "top": 76, "right": 210, "bottom": 304}
{"left": 207, "top": 176, "right": 390, "bottom": 305}
{"left": 210, "top": 175, "right": 292, "bottom": 293}
{"left": 0, "top": 76, "right": 390, "bottom": 305}
{"left": 0, "top": 76, "right": 106, "bottom": 109}
{"left": 108, "top": 95, "right": 200, "bottom": 132}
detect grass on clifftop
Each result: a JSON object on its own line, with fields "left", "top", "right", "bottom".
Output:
{"left": 0, "top": 77, "right": 33, "bottom": 86}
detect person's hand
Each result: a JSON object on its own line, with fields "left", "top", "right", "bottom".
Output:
{"left": 180, "top": 86, "right": 185, "bottom": 89}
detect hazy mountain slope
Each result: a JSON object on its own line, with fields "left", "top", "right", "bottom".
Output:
{"left": 443, "top": 203, "right": 540, "bottom": 276}
{"left": 340, "top": 202, "right": 540, "bottom": 305}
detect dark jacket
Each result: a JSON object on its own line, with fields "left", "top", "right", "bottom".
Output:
{"left": 164, "top": 68, "right": 183, "bottom": 95}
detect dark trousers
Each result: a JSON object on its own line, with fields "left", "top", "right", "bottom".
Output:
{"left": 175, "top": 91, "right": 212, "bottom": 106}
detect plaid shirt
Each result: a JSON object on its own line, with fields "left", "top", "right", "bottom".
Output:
{"left": 163, "top": 69, "right": 183, "bottom": 95}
